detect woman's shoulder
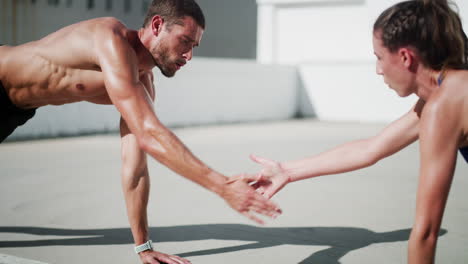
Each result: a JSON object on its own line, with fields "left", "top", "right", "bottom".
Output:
{"left": 422, "top": 69, "right": 467, "bottom": 126}
{"left": 443, "top": 69, "right": 468, "bottom": 88}
{"left": 433, "top": 69, "right": 468, "bottom": 103}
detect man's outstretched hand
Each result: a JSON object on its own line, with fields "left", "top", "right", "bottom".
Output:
{"left": 139, "top": 250, "right": 190, "bottom": 264}
{"left": 221, "top": 174, "right": 282, "bottom": 225}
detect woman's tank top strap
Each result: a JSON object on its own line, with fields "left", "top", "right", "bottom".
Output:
{"left": 437, "top": 75, "right": 443, "bottom": 86}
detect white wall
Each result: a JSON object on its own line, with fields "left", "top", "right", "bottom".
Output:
{"left": 299, "top": 62, "right": 417, "bottom": 122}
{"left": 257, "top": 0, "right": 468, "bottom": 122}
{"left": 153, "top": 58, "right": 300, "bottom": 127}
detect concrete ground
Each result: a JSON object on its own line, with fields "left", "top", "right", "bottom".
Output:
{"left": 1, "top": 119, "right": 467, "bottom": 264}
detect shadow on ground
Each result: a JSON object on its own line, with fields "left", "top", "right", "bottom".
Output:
{"left": 0, "top": 224, "right": 447, "bottom": 264}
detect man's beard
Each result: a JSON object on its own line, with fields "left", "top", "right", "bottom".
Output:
{"left": 152, "top": 45, "right": 176, "bottom": 78}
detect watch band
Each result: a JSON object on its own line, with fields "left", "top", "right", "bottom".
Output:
{"left": 134, "top": 240, "right": 153, "bottom": 254}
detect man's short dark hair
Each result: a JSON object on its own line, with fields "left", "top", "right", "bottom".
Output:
{"left": 142, "top": 0, "right": 205, "bottom": 30}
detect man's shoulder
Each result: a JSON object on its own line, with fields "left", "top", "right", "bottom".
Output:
{"left": 84, "top": 17, "right": 135, "bottom": 44}
{"left": 87, "top": 17, "right": 128, "bottom": 32}
{"left": 95, "top": 17, "right": 125, "bottom": 25}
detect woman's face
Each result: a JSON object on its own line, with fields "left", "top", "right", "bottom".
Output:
{"left": 372, "top": 32, "right": 416, "bottom": 97}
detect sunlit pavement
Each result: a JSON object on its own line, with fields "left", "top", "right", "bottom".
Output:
{"left": 1, "top": 119, "right": 467, "bottom": 264}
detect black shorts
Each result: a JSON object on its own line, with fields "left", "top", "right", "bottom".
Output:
{"left": 0, "top": 80, "right": 37, "bottom": 142}
{"left": 460, "top": 147, "right": 468, "bottom": 163}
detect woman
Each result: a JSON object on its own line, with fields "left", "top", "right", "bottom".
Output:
{"left": 232, "top": 0, "right": 468, "bottom": 263}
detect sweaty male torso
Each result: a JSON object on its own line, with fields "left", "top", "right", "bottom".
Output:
{"left": 0, "top": 17, "right": 143, "bottom": 110}
{"left": 0, "top": 18, "right": 154, "bottom": 142}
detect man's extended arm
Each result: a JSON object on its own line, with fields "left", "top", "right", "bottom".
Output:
{"left": 97, "top": 22, "right": 280, "bottom": 224}
{"left": 120, "top": 71, "right": 152, "bottom": 249}
{"left": 121, "top": 116, "right": 192, "bottom": 264}
{"left": 120, "top": 118, "right": 150, "bottom": 250}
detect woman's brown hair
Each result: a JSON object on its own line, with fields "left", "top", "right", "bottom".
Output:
{"left": 374, "top": 0, "right": 468, "bottom": 70}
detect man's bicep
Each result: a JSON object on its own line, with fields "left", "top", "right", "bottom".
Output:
{"left": 96, "top": 37, "right": 159, "bottom": 137}
{"left": 109, "top": 78, "right": 159, "bottom": 140}
{"left": 96, "top": 30, "right": 140, "bottom": 99}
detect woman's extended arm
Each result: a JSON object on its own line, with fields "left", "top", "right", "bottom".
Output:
{"left": 237, "top": 100, "right": 425, "bottom": 199}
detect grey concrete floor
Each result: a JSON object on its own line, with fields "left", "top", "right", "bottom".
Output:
{"left": 1, "top": 119, "right": 467, "bottom": 264}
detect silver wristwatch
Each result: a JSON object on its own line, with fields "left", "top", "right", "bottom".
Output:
{"left": 134, "top": 240, "right": 153, "bottom": 254}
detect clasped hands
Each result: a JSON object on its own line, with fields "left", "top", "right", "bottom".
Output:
{"left": 223, "top": 154, "right": 291, "bottom": 225}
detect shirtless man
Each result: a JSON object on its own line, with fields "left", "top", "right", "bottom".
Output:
{"left": 0, "top": 0, "right": 281, "bottom": 263}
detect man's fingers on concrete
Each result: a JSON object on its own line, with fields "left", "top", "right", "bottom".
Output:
{"left": 169, "top": 255, "right": 190, "bottom": 264}
{"left": 149, "top": 258, "right": 162, "bottom": 264}
{"left": 173, "top": 255, "right": 192, "bottom": 264}
{"left": 156, "top": 256, "right": 184, "bottom": 264}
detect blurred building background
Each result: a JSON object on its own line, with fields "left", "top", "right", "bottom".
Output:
{"left": 1, "top": 0, "right": 467, "bottom": 140}
{"left": 0, "top": 0, "right": 258, "bottom": 58}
